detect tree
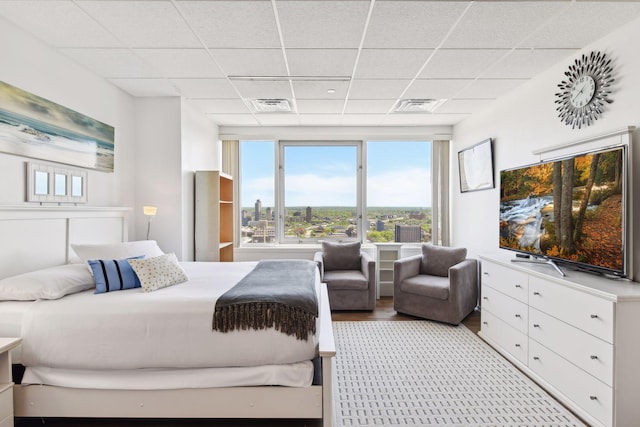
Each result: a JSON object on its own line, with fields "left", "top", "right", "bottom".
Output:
{"left": 559, "top": 158, "right": 575, "bottom": 254}
{"left": 574, "top": 154, "right": 600, "bottom": 242}
{"left": 552, "top": 161, "right": 563, "bottom": 244}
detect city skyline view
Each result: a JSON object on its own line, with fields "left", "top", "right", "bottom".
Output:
{"left": 240, "top": 140, "right": 432, "bottom": 208}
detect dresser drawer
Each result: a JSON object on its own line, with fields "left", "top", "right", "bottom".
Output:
{"left": 529, "top": 308, "right": 613, "bottom": 386}
{"left": 481, "top": 260, "right": 528, "bottom": 303}
{"left": 529, "top": 339, "right": 612, "bottom": 427}
{"left": 481, "top": 310, "right": 528, "bottom": 365}
{"left": 0, "top": 386, "right": 12, "bottom": 425}
{"left": 481, "top": 284, "right": 528, "bottom": 334}
{"left": 529, "top": 276, "right": 614, "bottom": 343}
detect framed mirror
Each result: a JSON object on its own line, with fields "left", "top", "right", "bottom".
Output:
{"left": 27, "top": 162, "right": 88, "bottom": 203}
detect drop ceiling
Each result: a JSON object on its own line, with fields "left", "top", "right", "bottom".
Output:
{"left": 1, "top": 0, "right": 639, "bottom": 127}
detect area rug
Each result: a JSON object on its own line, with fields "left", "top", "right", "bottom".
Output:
{"left": 332, "top": 321, "right": 586, "bottom": 427}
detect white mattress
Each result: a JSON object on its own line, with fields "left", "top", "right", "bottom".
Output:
{"left": 0, "top": 300, "right": 34, "bottom": 364}
{"left": 20, "top": 261, "right": 320, "bottom": 370}
{"left": 22, "top": 361, "right": 314, "bottom": 389}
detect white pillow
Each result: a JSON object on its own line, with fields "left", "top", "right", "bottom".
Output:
{"left": 128, "top": 253, "right": 189, "bottom": 292}
{"left": 0, "top": 264, "right": 94, "bottom": 301}
{"left": 71, "top": 240, "right": 164, "bottom": 264}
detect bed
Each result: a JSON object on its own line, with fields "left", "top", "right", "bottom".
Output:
{"left": 0, "top": 206, "right": 336, "bottom": 425}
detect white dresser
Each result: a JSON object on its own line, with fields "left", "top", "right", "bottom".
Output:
{"left": 479, "top": 254, "right": 640, "bottom": 427}
{"left": 0, "top": 338, "right": 21, "bottom": 427}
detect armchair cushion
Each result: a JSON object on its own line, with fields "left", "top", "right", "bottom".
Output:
{"left": 322, "top": 241, "right": 361, "bottom": 271}
{"left": 323, "top": 270, "right": 368, "bottom": 290}
{"left": 400, "top": 275, "right": 450, "bottom": 300}
{"left": 420, "top": 244, "right": 467, "bottom": 277}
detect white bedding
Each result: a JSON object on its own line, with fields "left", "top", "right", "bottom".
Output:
{"left": 20, "top": 261, "right": 320, "bottom": 370}
{"left": 0, "top": 300, "right": 34, "bottom": 363}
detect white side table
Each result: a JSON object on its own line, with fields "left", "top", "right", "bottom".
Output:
{"left": 0, "top": 338, "right": 21, "bottom": 427}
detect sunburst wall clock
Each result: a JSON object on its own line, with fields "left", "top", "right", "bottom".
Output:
{"left": 555, "top": 51, "right": 614, "bottom": 129}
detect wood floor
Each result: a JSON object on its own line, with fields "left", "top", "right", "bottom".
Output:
{"left": 15, "top": 298, "right": 480, "bottom": 427}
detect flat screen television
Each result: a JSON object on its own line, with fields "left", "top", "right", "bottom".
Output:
{"left": 499, "top": 145, "right": 628, "bottom": 278}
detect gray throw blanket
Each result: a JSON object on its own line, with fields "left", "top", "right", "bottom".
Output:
{"left": 212, "top": 259, "right": 318, "bottom": 340}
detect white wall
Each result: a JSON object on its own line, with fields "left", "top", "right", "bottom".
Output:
{"left": 452, "top": 15, "right": 640, "bottom": 281}
{"left": 0, "top": 16, "right": 137, "bottom": 237}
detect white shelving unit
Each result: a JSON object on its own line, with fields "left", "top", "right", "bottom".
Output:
{"left": 375, "top": 243, "right": 402, "bottom": 298}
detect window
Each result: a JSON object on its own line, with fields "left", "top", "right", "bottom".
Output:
{"left": 281, "top": 142, "right": 360, "bottom": 242}
{"left": 240, "top": 141, "right": 275, "bottom": 244}
{"left": 366, "top": 141, "right": 432, "bottom": 243}
{"left": 239, "top": 139, "right": 437, "bottom": 245}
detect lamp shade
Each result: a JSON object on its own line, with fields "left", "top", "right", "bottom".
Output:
{"left": 143, "top": 206, "right": 157, "bottom": 216}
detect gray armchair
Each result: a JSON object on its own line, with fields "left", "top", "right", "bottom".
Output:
{"left": 314, "top": 241, "right": 375, "bottom": 311}
{"left": 393, "top": 244, "right": 478, "bottom": 325}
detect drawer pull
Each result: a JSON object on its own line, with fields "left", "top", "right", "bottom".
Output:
{"left": 590, "top": 355, "right": 598, "bottom": 360}
{"left": 533, "top": 291, "right": 540, "bottom": 296}
{"left": 483, "top": 296, "right": 488, "bottom": 300}
{"left": 515, "top": 344, "right": 521, "bottom": 347}
{"left": 482, "top": 321, "right": 488, "bottom": 325}
{"left": 515, "top": 314, "right": 521, "bottom": 318}
{"left": 483, "top": 272, "right": 489, "bottom": 275}
{"left": 590, "top": 314, "right": 599, "bottom": 319}
{"left": 533, "top": 324, "right": 540, "bottom": 328}
{"left": 515, "top": 284, "right": 522, "bottom": 288}
{"left": 590, "top": 396, "right": 598, "bottom": 401}
{"left": 533, "top": 356, "right": 540, "bottom": 360}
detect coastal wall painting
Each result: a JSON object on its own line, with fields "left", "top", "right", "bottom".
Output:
{"left": 0, "top": 80, "right": 114, "bottom": 172}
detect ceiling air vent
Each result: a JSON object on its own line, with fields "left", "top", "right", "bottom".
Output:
{"left": 393, "top": 99, "right": 446, "bottom": 113}
{"left": 248, "top": 99, "right": 293, "bottom": 113}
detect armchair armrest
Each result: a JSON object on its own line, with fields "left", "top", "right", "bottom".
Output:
{"left": 360, "top": 251, "right": 375, "bottom": 282}
{"left": 393, "top": 254, "right": 422, "bottom": 286}
{"left": 313, "top": 251, "right": 325, "bottom": 281}
{"left": 449, "top": 258, "right": 478, "bottom": 301}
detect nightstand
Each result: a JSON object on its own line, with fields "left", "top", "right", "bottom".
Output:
{"left": 0, "top": 338, "right": 21, "bottom": 427}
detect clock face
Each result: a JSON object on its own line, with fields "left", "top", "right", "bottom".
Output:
{"left": 555, "top": 51, "right": 614, "bottom": 129}
{"left": 569, "top": 75, "right": 595, "bottom": 108}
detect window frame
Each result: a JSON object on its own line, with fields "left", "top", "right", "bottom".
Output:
{"left": 277, "top": 140, "right": 363, "bottom": 244}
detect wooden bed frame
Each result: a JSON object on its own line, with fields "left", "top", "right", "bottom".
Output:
{"left": 0, "top": 206, "right": 336, "bottom": 426}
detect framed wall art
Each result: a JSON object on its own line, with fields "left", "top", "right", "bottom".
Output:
{"left": 0, "top": 80, "right": 114, "bottom": 172}
{"left": 458, "top": 138, "right": 494, "bottom": 193}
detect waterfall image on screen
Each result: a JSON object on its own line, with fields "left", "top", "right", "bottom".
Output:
{"left": 499, "top": 146, "right": 626, "bottom": 276}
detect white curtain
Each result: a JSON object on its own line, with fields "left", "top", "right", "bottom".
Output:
{"left": 432, "top": 140, "right": 450, "bottom": 246}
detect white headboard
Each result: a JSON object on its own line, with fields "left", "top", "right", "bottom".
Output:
{"left": 0, "top": 206, "right": 130, "bottom": 280}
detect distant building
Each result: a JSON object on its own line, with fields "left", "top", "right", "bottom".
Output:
{"left": 266, "top": 207, "right": 273, "bottom": 221}
{"left": 252, "top": 220, "right": 275, "bottom": 243}
{"left": 254, "top": 199, "right": 262, "bottom": 221}
{"left": 306, "top": 206, "right": 312, "bottom": 222}
{"left": 409, "top": 212, "right": 426, "bottom": 220}
{"left": 395, "top": 225, "right": 422, "bottom": 243}
{"left": 241, "top": 210, "right": 250, "bottom": 226}
{"left": 376, "top": 220, "right": 385, "bottom": 232}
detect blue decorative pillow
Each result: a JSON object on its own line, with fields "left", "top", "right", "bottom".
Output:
{"left": 88, "top": 256, "right": 143, "bottom": 294}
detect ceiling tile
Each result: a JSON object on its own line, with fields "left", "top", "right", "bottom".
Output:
{"left": 344, "top": 100, "right": 396, "bottom": 114}
{"left": 404, "top": 79, "right": 474, "bottom": 100}
{"left": 482, "top": 48, "right": 578, "bottom": 79}
{"left": 205, "top": 114, "right": 260, "bottom": 126}
{"left": 133, "top": 49, "right": 224, "bottom": 78}
{"left": 341, "top": 114, "right": 384, "bottom": 126}
{"left": 380, "top": 113, "right": 468, "bottom": 126}
{"left": 521, "top": 2, "right": 640, "bottom": 48}
{"left": 277, "top": 0, "right": 370, "bottom": 48}
{"left": 292, "top": 81, "right": 350, "bottom": 99}
{"left": 455, "top": 79, "right": 527, "bottom": 99}
{"left": 355, "top": 49, "right": 433, "bottom": 79}
{"left": 419, "top": 49, "right": 509, "bottom": 79}
{"left": 77, "top": 0, "right": 201, "bottom": 48}
{"left": 348, "top": 79, "right": 411, "bottom": 100}
{"left": 210, "top": 49, "right": 287, "bottom": 77}
{"left": 189, "top": 99, "right": 251, "bottom": 114}
{"left": 232, "top": 81, "right": 293, "bottom": 100}
{"left": 0, "top": 1, "right": 121, "bottom": 48}
{"left": 287, "top": 49, "right": 358, "bottom": 77}
{"left": 107, "top": 78, "right": 178, "bottom": 97}
{"left": 170, "top": 78, "right": 238, "bottom": 99}
{"left": 435, "top": 99, "right": 494, "bottom": 114}
{"left": 256, "top": 114, "right": 301, "bottom": 126}
{"left": 364, "top": 1, "right": 469, "bottom": 48}
{"left": 298, "top": 114, "right": 344, "bottom": 125}
{"left": 442, "top": 1, "right": 568, "bottom": 49}
{"left": 60, "top": 48, "right": 162, "bottom": 78}
{"left": 177, "top": 1, "right": 281, "bottom": 48}
{"left": 296, "top": 100, "right": 345, "bottom": 114}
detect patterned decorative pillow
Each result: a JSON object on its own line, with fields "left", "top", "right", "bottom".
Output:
{"left": 88, "top": 257, "right": 143, "bottom": 294}
{"left": 128, "top": 253, "right": 189, "bottom": 292}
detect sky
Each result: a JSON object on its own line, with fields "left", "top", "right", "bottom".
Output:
{"left": 241, "top": 140, "right": 432, "bottom": 208}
